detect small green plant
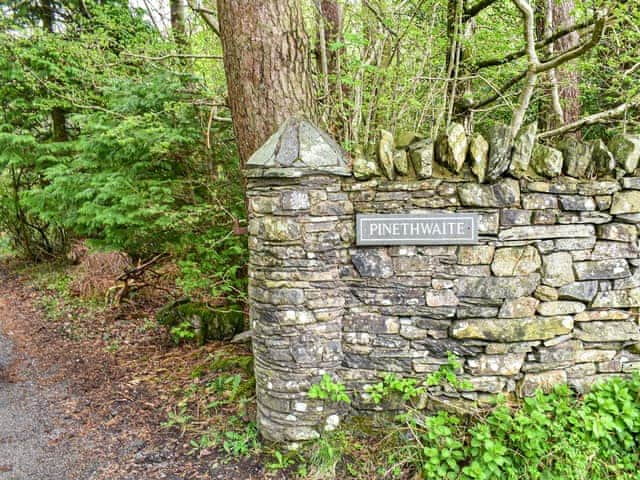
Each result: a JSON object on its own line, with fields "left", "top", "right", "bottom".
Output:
{"left": 425, "top": 352, "right": 472, "bottom": 391}
{"left": 188, "top": 433, "right": 217, "bottom": 455}
{"left": 267, "top": 450, "right": 295, "bottom": 471}
{"left": 366, "top": 352, "right": 471, "bottom": 405}
{"left": 162, "top": 404, "right": 194, "bottom": 435}
{"left": 222, "top": 421, "right": 259, "bottom": 458}
{"left": 169, "top": 320, "right": 196, "bottom": 344}
{"left": 308, "top": 374, "right": 351, "bottom": 404}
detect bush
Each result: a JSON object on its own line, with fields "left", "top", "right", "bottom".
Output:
{"left": 389, "top": 375, "right": 640, "bottom": 479}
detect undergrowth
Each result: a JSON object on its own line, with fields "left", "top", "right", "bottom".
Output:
{"left": 269, "top": 357, "right": 640, "bottom": 480}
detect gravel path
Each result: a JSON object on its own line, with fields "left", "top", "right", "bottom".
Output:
{"left": 0, "top": 271, "right": 89, "bottom": 480}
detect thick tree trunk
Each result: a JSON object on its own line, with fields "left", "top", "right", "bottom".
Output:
{"left": 170, "top": 0, "right": 187, "bottom": 47}
{"left": 216, "top": 0, "right": 315, "bottom": 165}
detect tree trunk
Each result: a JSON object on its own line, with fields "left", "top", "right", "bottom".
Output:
{"left": 41, "top": 0, "right": 69, "bottom": 141}
{"left": 319, "top": 0, "right": 342, "bottom": 80}
{"left": 552, "top": 0, "right": 580, "bottom": 125}
{"left": 216, "top": 0, "right": 315, "bottom": 165}
{"left": 536, "top": 0, "right": 580, "bottom": 131}
{"left": 170, "top": 0, "right": 187, "bottom": 47}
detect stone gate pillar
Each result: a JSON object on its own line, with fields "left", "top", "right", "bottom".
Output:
{"left": 245, "top": 116, "right": 352, "bottom": 442}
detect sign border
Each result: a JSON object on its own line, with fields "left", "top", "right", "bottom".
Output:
{"left": 355, "top": 213, "right": 479, "bottom": 246}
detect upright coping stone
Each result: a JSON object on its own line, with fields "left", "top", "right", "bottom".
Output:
{"left": 245, "top": 116, "right": 352, "bottom": 442}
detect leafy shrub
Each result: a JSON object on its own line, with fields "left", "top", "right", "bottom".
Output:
{"left": 389, "top": 375, "right": 640, "bottom": 480}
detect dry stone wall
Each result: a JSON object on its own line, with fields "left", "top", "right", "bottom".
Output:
{"left": 246, "top": 116, "right": 640, "bottom": 442}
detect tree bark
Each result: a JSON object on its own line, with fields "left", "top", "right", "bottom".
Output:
{"left": 536, "top": 0, "right": 581, "bottom": 131}
{"left": 170, "top": 0, "right": 187, "bottom": 47}
{"left": 41, "top": 0, "right": 69, "bottom": 141}
{"left": 216, "top": 0, "right": 315, "bottom": 165}
{"left": 552, "top": 0, "right": 580, "bottom": 125}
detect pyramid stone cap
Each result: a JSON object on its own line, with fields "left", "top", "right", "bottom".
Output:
{"left": 245, "top": 115, "right": 351, "bottom": 178}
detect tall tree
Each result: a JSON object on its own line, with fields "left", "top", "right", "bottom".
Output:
{"left": 216, "top": 0, "right": 314, "bottom": 165}
{"left": 170, "top": 0, "right": 187, "bottom": 47}
{"left": 39, "top": 0, "right": 69, "bottom": 141}
{"left": 536, "top": 0, "right": 580, "bottom": 131}
{"left": 550, "top": 0, "right": 581, "bottom": 125}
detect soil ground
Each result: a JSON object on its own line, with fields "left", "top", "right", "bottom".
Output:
{"left": 0, "top": 261, "right": 278, "bottom": 480}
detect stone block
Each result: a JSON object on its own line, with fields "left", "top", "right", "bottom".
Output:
{"left": 536, "top": 301, "right": 586, "bottom": 316}
{"left": 574, "top": 259, "right": 631, "bottom": 281}
{"left": 455, "top": 274, "right": 539, "bottom": 299}
{"left": 510, "top": 122, "right": 537, "bottom": 178}
{"left": 351, "top": 249, "right": 393, "bottom": 278}
{"left": 426, "top": 289, "right": 459, "bottom": 307}
{"left": 451, "top": 315, "right": 573, "bottom": 342}
{"left": 597, "top": 223, "right": 637, "bottom": 243}
{"left": 557, "top": 281, "right": 598, "bottom": 302}
{"left": 575, "top": 321, "right": 640, "bottom": 342}
{"left": 559, "top": 195, "right": 596, "bottom": 211}
{"left": 611, "top": 191, "right": 640, "bottom": 214}
{"left": 531, "top": 144, "right": 563, "bottom": 178}
{"left": 470, "top": 133, "right": 489, "bottom": 182}
{"left": 518, "top": 370, "right": 567, "bottom": 397}
{"left": 436, "top": 123, "right": 468, "bottom": 173}
{"left": 457, "top": 245, "right": 495, "bottom": 265}
{"left": 467, "top": 353, "right": 525, "bottom": 376}
{"left": 501, "top": 209, "right": 532, "bottom": 226}
{"left": 458, "top": 178, "right": 520, "bottom": 208}
{"left": 542, "top": 252, "right": 574, "bottom": 287}
{"left": 522, "top": 193, "right": 558, "bottom": 210}
{"left": 499, "top": 224, "right": 594, "bottom": 241}
{"left": 491, "top": 246, "right": 541, "bottom": 276}
{"left": 592, "top": 288, "right": 640, "bottom": 308}
{"left": 499, "top": 297, "right": 539, "bottom": 318}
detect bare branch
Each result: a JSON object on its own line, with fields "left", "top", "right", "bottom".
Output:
{"left": 465, "top": 70, "right": 527, "bottom": 112}
{"left": 473, "top": 17, "right": 600, "bottom": 71}
{"left": 464, "top": 0, "right": 498, "bottom": 19}
{"left": 534, "top": 13, "right": 605, "bottom": 73}
{"left": 538, "top": 97, "right": 640, "bottom": 139}
{"left": 510, "top": 0, "right": 539, "bottom": 137}
{"left": 186, "top": 0, "right": 220, "bottom": 37}
{"left": 363, "top": 0, "right": 398, "bottom": 37}
{"left": 122, "top": 52, "right": 223, "bottom": 61}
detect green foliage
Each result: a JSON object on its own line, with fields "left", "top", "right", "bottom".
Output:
{"left": 381, "top": 374, "right": 640, "bottom": 480}
{"left": 366, "top": 352, "right": 471, "bottom": 405}
{"left": 222, "top": 421, "right": 259, "bottom": 458}
{"left": 169, "top": 320, "right": 197, "bottom": 344}
{"left": 266, "top": 450, "right": 295, "bottom": 471}
{"left": 308, "top": 373, "right": 351, "bottom": 404}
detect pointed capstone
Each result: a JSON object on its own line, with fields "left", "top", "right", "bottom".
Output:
{"left": 246, "top": 116, "right": 350, "bottom": 177}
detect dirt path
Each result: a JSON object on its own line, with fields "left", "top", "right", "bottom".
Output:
{"left": 0, "top": 273, "right": 95, "bottom": 479}
{"left": 0, "top": 261, "right": 271, "bottom": 480}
